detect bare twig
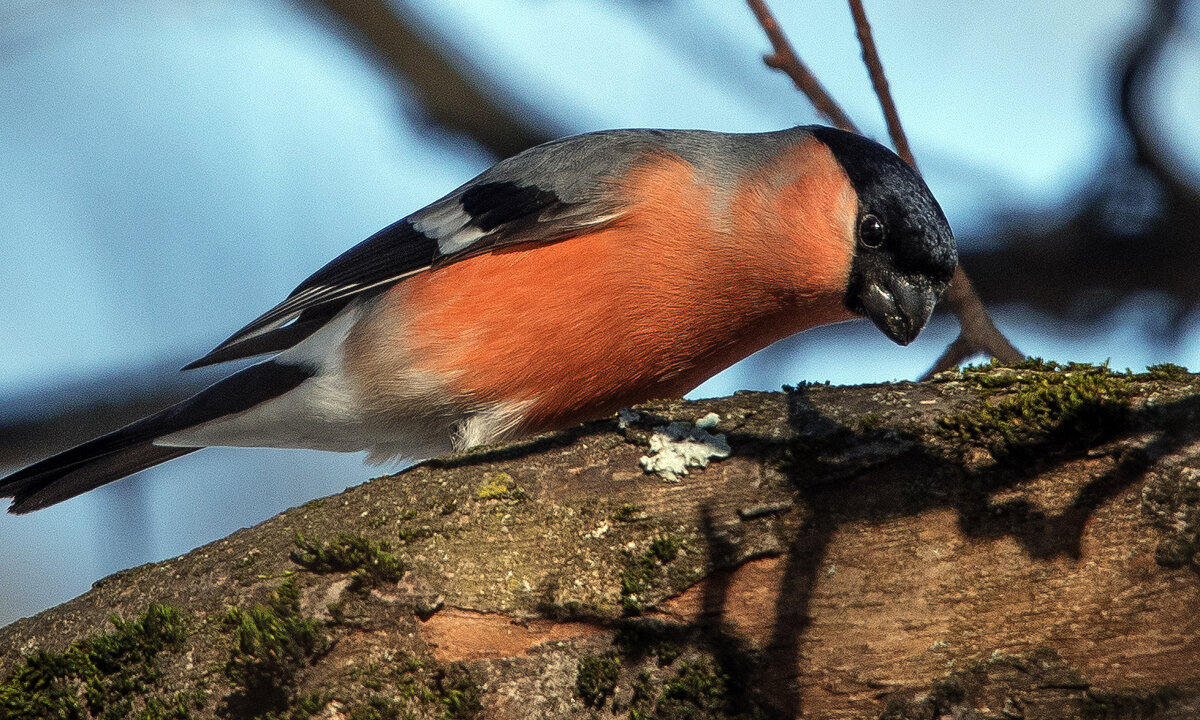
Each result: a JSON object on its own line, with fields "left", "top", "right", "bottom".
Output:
{"left": 745, "top": 0, "right": 858, "bottom": 133}
{"left": 312, "top": 0, "right": 552, "bottom": 157}
{"left": 747, "top": 0, "right": 1022, "bottom": 376}
{"left": 926, "top": 266, "right": 1022, "bottom": 376}
{"left": 1120, "top": 0, "right": 1199, "bottom": 206}
{"left": 922, "top": 269, "right": 1023, "bottom": 376}
{"left": 845, "top": 0, "right": 1021, "bottom": 374}
{"left": 847, "top": 0, "right": 915, "bottom": 169}
{"left": 844, "top": 0, "right": 1024, "bottom": 375}
{"left": 844, "top": 1, "right": 1021, "bottom": 375}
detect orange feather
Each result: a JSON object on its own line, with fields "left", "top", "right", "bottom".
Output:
{"left": 346, "top": 137, "right": 857, "bottom": 436}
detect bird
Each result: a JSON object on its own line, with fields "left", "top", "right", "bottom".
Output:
{"left": 0, "top": 125, "right": 956, "bottom": 514}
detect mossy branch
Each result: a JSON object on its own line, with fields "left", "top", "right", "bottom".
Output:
{"left": 4, "top": 368, "right": 1200, "bottom": 718}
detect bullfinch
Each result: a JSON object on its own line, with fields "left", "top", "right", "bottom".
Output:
{"left": 1, "top": 125, "right": 956, "bottom": 513}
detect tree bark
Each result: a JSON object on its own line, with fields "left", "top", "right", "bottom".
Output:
{"left": 3, "top": 363, "right": 1199, "bottom": 719}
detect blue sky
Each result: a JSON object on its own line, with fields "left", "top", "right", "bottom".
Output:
{"left": 0, "top": 0, "right": 1196, "bottom": 625}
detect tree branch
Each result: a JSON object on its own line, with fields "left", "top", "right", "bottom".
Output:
{"left": 311, "top": 0, "right": 553, "bottom": 158}
{"left": 847, "top": 0, "right": 915, "bottom": 169}
{"left": 927, "top": 266, "right": 1022, "bottom": 375}
{"left": 747, "top": 0, "right": 1022, "bottom": 376}
{"left": 842, "top": 0, "right": 1022, "bottom": 376}
{"left": 744, "top": 0, "right": 859, "bottom": 133}
{"left": 5, "top": 374, "right": 1200, "bottom": 717}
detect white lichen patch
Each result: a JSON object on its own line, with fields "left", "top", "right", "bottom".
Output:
{"left": 638, "top": 414, "right": 731, "bottom": 482}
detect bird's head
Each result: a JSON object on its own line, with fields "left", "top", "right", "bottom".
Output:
{"left": 810, "top": 126, "right": 957, "bottom": 346}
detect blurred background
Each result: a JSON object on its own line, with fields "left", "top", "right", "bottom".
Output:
{"left": 1, "top": 0, "right": 1197, "bottom": 626}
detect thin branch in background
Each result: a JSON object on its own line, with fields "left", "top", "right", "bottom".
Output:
{"left": 925, "top": 269, "right": 1022, "bottom": 374}
{"left": 842, "top": 0, "right": 1022, "bottom": 376}
{"left": 1120, "top": 0, "right": 1199, "bottom": 205}
{"left": 746, "top": 0, "right": 1022, "bottom": 376}
{"left": 846, "top": 0, "right": 915, "bottom": 169}
{"left": 313, "top": 0, "right": 552, "bottom": 158}
{"left": 926, "top": 268, "right": 1022, "bottom": 374}
{"left": 744, "top": 0, "right": 858, "bottom": 133}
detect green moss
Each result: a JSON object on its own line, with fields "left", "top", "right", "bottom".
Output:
{"left": 224, "top": 578, "right": 328, "bottom": 695}
{"left": 132, "top": 691, "right": 206, "bottom": 720}
{"left": 956, "top": 357, "right": 1106, "bottom": 390}
{"left": 575, "top": 653, "right": 621, "bottom": 708}
{"left": 858, "top": 412, "right": 884, "bottom": 430}
{"left": 613, "top": 504, "right": 648, "bottom": 523}
{"left": 291, "top": 533, "right": 404, "bottom": 591}
{"left": 660, "top": 660, "right": 728, "bottom": 707}
{"left": 613, "top": 620, "right": 680, "bottom": 666}
{"left": 649, "top": 537, "right": 682, "bottom": 564}
{"left": 294, "top": 690, "right": 333, "bottom": 717}
{"left": 235, "top": 552, "right": 260, "bottom": 570}
{"left": 969, "top": 357, "right": 1064, "bottom": 374}
{"left": 393, "top": 657, "right": 436, "bottom": 704}
{"left": 1009, "top": 357, "right": 1069, "bottom": 371}
{"left": 642, "top": 660, "right": 733, "bottom": 720}
{"left": 620, "top": 537, "right": 686, "bottom": 615}
{"left": 1143, "top": 362, "right": 1191, "bottom": 381}
{"left": 622, "top": 659, "right": 758, "bottom": 720}
{"left": 475, "top": 472, "right": 528, "bottom": 502}
{"left": 938, "top": 362, "right": 1131, "bottom": 459}
{"left": 475, "top": 476, "right": 508, "bottom": 499}
{"left": 395, "top": 526, "right": 433, "bottom": 544}
{"left": 436, "top": 663, "right": 483, "bottom": 720}
{"left": 0, "top": 604, "right": 188, "bottom": 720}
{"left": 348, "top": 695, "right": 401, "bottom": 720}
{"left": 357, "top": 664, "right": 385, "bottom": 691}
{"left": 321, "top": 653, "right": 481, "bottom": 720}
{"left": 326, "top": 600, "right": 346, "bottom": 624}
{"left": 252, "top": 690, "right": 331, "bottom": 720}
{"left": 627, "top": 670, "right": 656, "bottom": 719}
{"left": 323, "top": 654, "right": 446, "bottom": 719}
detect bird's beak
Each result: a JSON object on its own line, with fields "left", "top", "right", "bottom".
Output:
{"left": 861, "top": 274, "right": 938, "bottom": 346}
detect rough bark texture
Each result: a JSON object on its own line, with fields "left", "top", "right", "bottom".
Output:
{"left": 3, "top": 362, "right": 1200, "bottom": 719}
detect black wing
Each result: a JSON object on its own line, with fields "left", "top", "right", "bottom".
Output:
{"left": 183, "top": 180, "right": 615, "bottom": 369}
{"left": 183, "top": 218, "right": 439, "bottom": 369}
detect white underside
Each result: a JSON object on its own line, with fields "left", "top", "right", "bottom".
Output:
{"left": 155, "top": 304, "right": 526, "bottom": 461}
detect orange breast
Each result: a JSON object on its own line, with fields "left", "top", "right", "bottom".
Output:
{"left": 349, "top": 139, "right": 858, "bottom": 435}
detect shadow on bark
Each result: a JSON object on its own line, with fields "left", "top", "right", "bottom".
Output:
{"left": 627, "top": 383, "right": 1200, "bottom": 717}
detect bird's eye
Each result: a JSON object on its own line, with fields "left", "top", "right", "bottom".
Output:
{"left": 859, "top": 214, "right": 886, "bottom": 248}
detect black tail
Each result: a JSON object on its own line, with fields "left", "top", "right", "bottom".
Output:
{"left": 0, "top": 361, "right": 315, "bottom": 514}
